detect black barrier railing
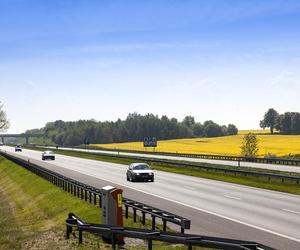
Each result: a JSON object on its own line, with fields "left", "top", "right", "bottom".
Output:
{"left": 30, "top": 144, "right": 300, "bottom": 166}
{"left": 66, "top": 212, "right": 275, "bottom": 250}
{"left": 0, "top": 150, "right": 190, "bottom": 233}
{"left": 123, "top": 197, "right": 190, "bottom": 233}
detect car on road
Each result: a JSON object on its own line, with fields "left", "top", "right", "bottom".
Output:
{"left": 126, "top": 163, "right": 154, "bottom": 182}
{"left": 15, "top": 145, "right": 22, "bottom": 152}
{"left": 42, "top": 150, "right": 55, "bottom": 160}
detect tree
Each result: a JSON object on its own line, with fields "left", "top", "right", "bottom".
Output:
{"left": 0, "top": 101, "right": 9, "bottom": 132}
{"left": 227, "top": 124, "right": 238, "bottom": 135}
{"left": 291, "top": 113, "right": 300, "bottom": 134}
{"left": 193, "top": 123, "right": 204, "bottom": 137}
{"left": 240, "top": 133, "right": 259, "bottom": 157}
{"left": 204, "top": 123, "right": 223, "bottom": 137}
{"left": 182, "top": 116, "right": 195, "bottom": 128}
{"left": 260, "top": 108, "right": 279, "bottom": 134}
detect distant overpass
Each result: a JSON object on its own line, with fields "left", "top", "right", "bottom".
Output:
{"left": 0, "top": 133, "right": 44, "bottom": 144}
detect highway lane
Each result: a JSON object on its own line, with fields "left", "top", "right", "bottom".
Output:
{"left": 1, "top": 146, "right": 300, "bottom": 249}
{"left": 44, "top": 145, "right": 300, "bottom": 173}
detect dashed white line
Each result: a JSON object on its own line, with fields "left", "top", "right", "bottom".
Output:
{"left": 223, "top": 195, "right": 241, "bottom": 200}
{"left": 184, "top": 186, "right": 197, "bottom": 190}
{"left": 3, "top": 148, "right": 300, "bottom": 243}
{"left": 282, "top": 209, "right": 300, "bottom": 215}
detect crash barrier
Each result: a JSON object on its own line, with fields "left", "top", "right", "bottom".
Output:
{"left": 28, "top": 146, "right": 300, "bottom": 186}
{"left": 29, "top": 143, "right": 300, "bottom": 166}
{"left": 0, "top": 151, "right": 190, "bottom": 233}
{"left": 66, "top": 212, "right": 275, "bottom": 250}
{"left": 56, "top": 144, "right": 300, "bottom": 166}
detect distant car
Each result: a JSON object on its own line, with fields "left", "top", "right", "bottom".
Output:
{"left": 15, "top": 145, "right": 22, "bottom": 152}
{"left": 126, "top": 163, "right": 154, "bottom": 182}
{"left": 42, "top": 150, "right": 55, "bottom": 160}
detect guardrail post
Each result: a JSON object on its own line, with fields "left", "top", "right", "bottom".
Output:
{"left": 163, "top": 219, "right": 167, "bottom": 231}
{"left": 85, "top": 190, "right": 87, "bottom": 201}
{"left": 142, "top": 212, "right": 146, "bottom": 225}
{"left": 111, "top": 233, "right": 116, "bottom": 250}
{"left": 148, "top": 239, "right": 153, "bottom": 250}
{"left": 81, "top": 188, "right": 83, "bottom": 200}
{"left": 133, "top": 208, "right": 137, "bottom": 222}
{"left": 181, "top": 227, "right": 185, "bottom": 234}
{"left": 94, "top": 193, "right": 97, "bottom": 205}
{"left": 99, "top": 194, "right": 102, "bottom": 208}
{"left": 79, "top": 229, "right": 83, "bottom": 244}
{"left": 151, "top": 215, "right": 156, "bottom": 230}
{"left": 125, "top": 205, "right": 128, "bottom": 218}
{"left": 187, "top": 243, "right": 192, "bottom": 250}
{"left": 66, "top": 224, "right": 70, "bottom": 239}
{"left": 89, "top": 191, "right": 92, "bottom": 203}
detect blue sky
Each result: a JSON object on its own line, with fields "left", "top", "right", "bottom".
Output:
{"left": 1, "top": 0, "right": 300, "bottom": 133}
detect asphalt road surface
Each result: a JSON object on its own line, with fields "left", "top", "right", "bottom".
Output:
{"left": 45, "top": 145, "right": 300, "bottom": 173}
{"left": 1, "top": 146, "right": 300, "bottom": 250}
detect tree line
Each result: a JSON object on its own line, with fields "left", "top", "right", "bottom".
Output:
{"left": 260, "top": 108, "right": 300, "bottom": 134}
{"left": 26, "top": 113, "right": 238, "bottom": 146}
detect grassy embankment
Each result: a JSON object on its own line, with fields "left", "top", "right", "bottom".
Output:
{"left": 92, "top": 130, "right": 300, "bottom": 158}
{"left": 0, "top": 156, "right": 199, "bottom": 250}
{"left": 26, "top": 147, "right": 300, "bottom": 196}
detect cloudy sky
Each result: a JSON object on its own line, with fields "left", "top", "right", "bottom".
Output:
{"left": 1, "top": 0, "right": 300, "bottom": 133}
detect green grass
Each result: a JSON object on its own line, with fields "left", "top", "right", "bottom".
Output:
{"left": 0, "top": 156, "right": 209, "bottom": 249}
{"left": 26, "top": 146, "right": 300, "bottom": 195}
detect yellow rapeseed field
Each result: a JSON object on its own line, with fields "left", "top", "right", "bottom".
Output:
{"left": 92, "top": 130, "right": 300, "bottom": 157}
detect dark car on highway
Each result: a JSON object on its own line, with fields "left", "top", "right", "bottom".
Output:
{"left": 126, "top": 163, "right": 154, "bottom": 182}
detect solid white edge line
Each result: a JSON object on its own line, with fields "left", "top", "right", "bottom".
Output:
{"left": 3, "top": 147, "right": 300, "bottom": 243}
{"left": 42, "top": 146, "right": 300, "bottom": 199}
{"left": 67, "top": 168, "right": 300, "bottom": 243}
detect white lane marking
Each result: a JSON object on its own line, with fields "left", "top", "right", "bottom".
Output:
{"left": 3, "top": 148, "right": 300, "bottom": 243}
{"left": 282, "top": 209, "right": 300, "bottom": 215}
{"left": 223, "top": 195, "right": 241, "bottom": 200}
{"left": 55, "top": 166, "right": 300, "bottom": 243}
{"left": 184, "top": 186, "right": 197, "bottom": 191}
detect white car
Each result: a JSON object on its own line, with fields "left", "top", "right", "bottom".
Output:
{"left": 42, "top": 150, "right": 55, "bottom": 160}
{"left": 15, "top": 145, "right": 22, "bottom": 152}
{"left": 126, "top": 163, "right": 154, "bottom": 182}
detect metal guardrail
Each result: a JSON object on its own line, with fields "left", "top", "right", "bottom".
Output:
{"left": 0, "top": 150, "right": 190, "bottom": 233}
{"left": 69, "top": 145, "right": 300, "bottom": 166}
{"left": 31, "top": 146, "right": 300, "bottom": 185}
{"left": 29, "top": 143, "right": 300, "bottom": 166}
{"left": 66, "top": 212, "right": 275, "bottom": 250}
{"left": 123, "top": 197, "right": 190, "bottom": 233}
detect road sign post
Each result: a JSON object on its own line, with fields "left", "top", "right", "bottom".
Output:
{"left": 143, "top": 137, "right": 157, "bottom": 152}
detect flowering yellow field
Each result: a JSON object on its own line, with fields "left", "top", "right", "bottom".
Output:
{"left": 92, "top": 130, "right": 300, "bottom": 157}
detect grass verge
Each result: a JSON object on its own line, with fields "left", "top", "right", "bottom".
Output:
{"left": 1, "top": 156, "right": 207, "bottom": 250}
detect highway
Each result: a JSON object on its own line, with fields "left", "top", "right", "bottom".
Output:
{"left": 45, "top": 145, "right": 300, "bottom": 173}
{"left": 1, "top": 146, "right": 300, "bottom": 249}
